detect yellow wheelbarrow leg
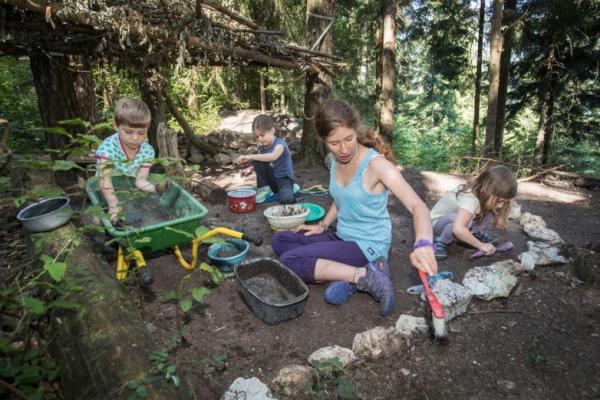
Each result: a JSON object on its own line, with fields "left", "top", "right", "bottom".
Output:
{"left": 117, "top": 248, "right": 153, "bottom": 286}
{"left": 116, "top": 246, "right": 129, "bottom": 281}
{"left": 173, "top": 227, "right": 246, "bottom": 271}
{"left": 173, "top": 243, "right": 198, "bottom": 270}
{"left": 131, "top": 250, "right": 154, "bottom": 286}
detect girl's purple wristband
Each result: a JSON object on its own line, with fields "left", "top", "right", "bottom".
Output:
{"left": 414, "top": 239, "right": 436, "bottom": 251}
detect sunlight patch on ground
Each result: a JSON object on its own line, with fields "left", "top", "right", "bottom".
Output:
{"left": 517, "top": 182, "right": 587, "bottom": 203}
{"left": 420, "top": 171, "right": 588, "bottom": 204}
{"left": 217, "top": 110, "right": 263, "bottom": 134}
{"left": 204, "top": 167, "right": 255, "bottom": 191}
{"left": 420, "top": 171, "right": 468, "bottom": 198}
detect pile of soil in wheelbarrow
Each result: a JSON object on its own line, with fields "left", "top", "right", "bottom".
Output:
{"left": 122, "top": 195, "right": 176, "bottom": 228}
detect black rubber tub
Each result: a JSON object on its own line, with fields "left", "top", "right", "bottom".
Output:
{"left": 234, "top": 257, "right": 309, "bottom": 324}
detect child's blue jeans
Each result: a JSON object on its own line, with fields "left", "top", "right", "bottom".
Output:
{"left": 253, "top": 161, "right": 295, "bottom": 204}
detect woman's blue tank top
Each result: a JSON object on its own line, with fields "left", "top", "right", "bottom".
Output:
{"left": 329, "top": 148, "right": 391, "bottom": 261}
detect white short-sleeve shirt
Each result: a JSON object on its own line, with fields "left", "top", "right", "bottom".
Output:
{"left": 430, "top": 187, "right": 481, "bottom": 225}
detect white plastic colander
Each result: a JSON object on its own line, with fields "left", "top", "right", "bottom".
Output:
{"left": 263, "top": 204, "right": 309, "bottom": 231}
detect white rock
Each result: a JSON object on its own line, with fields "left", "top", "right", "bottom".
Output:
{"left": 428, "top": 279, "right": 474, "bottom": 321}
{"left": 395, "top": 315, "right": 429, "bottom": 336}
{"left": 308, "top": 345, "right": 356, "bottom": 369}
{"left": 519, "top": 212, "right": 563, "bottom": 244}
{"left": 518, "top": 251, "right": 538, "bottom": 271}
{"left": 352, "top": 326, "right": 402, "bottom": 359}
{"left": 527, "top": 241, "right": 569, "bottom": 264}
{"left": 286, "top": 121, "right": 300, "bottom": 132}
{"left": 221, "top": 377, "right": 276, "bottom": 400}
{"left": 272, "top": 365, "right": 313, "bottom": 397}
{"left": 518, "top": 241, "right": 569, "bottom": 270}
{"left": 508, "top": 201, "right": 522, "bottom": 220}
{"left": 462, "top": 263, "right": 519, "bottom": 301}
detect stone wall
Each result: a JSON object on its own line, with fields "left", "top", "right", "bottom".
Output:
{"left": 182, "top": 112, "right": 303, "bottom": 165}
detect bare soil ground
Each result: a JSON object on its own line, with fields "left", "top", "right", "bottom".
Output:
{"left": 122, "top": 163, "right": 600, "bottom": 400}
{"left": 7, "top": 163, "right": 596, "bottom": 399}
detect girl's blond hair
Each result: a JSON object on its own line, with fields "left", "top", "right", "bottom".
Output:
{"left": 315, "top": 100, "right": 395, "bottom": 162}
{"left": 458, "top": 166, "right": 518, "bottom": 229}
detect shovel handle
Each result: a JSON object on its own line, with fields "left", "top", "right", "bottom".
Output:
{"left": 418, "top": 270, "right": 446, "bottom": 319}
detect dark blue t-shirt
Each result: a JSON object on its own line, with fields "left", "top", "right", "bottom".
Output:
{"left": 258, "top": 137, "right": 294, "bottom": 178}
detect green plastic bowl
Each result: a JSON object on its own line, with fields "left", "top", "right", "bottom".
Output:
{"left": 297, "top": 202, "right": 325, "bottom": 223}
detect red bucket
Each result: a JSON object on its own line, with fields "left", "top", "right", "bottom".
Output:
{"left": 227, "top": 188, "right": 256, "bottom": 213}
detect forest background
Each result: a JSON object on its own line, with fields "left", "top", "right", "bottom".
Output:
{"left": 1, "top": 0, "right": 598, "bottom": 176}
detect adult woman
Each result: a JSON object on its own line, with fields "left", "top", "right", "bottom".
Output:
{"left": 272, "top": 100, "right": 438, "bottom": 316}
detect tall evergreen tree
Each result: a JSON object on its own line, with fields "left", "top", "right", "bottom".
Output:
{"left": 29, "top": 53, "right": 97, "bottom": 151}
{"left": 377, "top": 0, "right": 397, "bottom": 146}
{"left": 483, "top": 0, "right": 504, "bottom": 158}
{"left": 510, "top": 0, "right": 600, "bottom": 168}
{"left": 301, "top": 0, "right": 334, "bottom": 165}
{"left": 471, "top": 0, "right": 485, "bottom": 156}
{"left": 494, "top": 0, "right": 517, "bottom": 159}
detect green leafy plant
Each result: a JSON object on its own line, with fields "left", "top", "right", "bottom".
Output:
{"left": 198, "top": 352, "right": 228, "bottom": 377}
{"left": 125, "top": 348, "right": 180, "bottom": 399}
{"left": 0, "top": 233, "right": 81, "bottom": 399}
{"left": 307, "top": 358, "right": 356, "bottom": 399}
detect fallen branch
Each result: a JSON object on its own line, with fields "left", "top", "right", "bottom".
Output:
{"left": 198, "top": 0, "right": 259, "bottom": 30}
{"left": 550, "top": 170, "right": 600, "bottom": 185}
{"left": 2, "top": 0, "right": 323, "bottom": 72}
{"left": 458, "top": 156, "right": 526, "bottom": 170}
{"left": 234, "top": 28, "right": 282, "bottom": 35}
{"left": 284, "top": 44, "right": 341, "bottom": 60}
{"left": 162, "top": 88, "right": 217, "bottom": 156}
{"left": 518, "top": 163, "right": 568, "bottom": 182}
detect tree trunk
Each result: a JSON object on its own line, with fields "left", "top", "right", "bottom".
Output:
{"left": 483, "top": 0, "right": 504, "bottom": 158}
{"left": 259, "top": 70, "right": 266, "bottom": 113}
{"left": 162, "top": 88, "right": 218, "bottom": 156}
{"left": 533, "top": 44, "right": 557, "bottom": 168}
{"left": 374, "top": 17, "right": 383, "bottom": 126}
{"left": 156, "top": 123, "right": 184, "bottom": 175}
{"left": 377, "top": 0, "right": 396, "bottom": 146}
{"left": 494, "top": 0, "right": 517, "bottom": 159}
{"left": 301, "top": 0, "right": 334, "bottom": 166}
{"left": 29, "top": 52, "right": 97, "bottom": 151}
{"left": 279, "top": 75, "right": 287, "bottom": 113}
{"left": 138, "top": 66, "right": 166, "bottom": 152}
{"left": 471, "top": 0, "right": 485, "bottom": 156}
{"left": 24, "top": 221, "right": 194, "bottom": 399}
{"left": 541, "top": 87, "right": 555, "bottom": 166}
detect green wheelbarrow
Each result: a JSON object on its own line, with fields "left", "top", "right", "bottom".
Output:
{"left": 86, "top": 175, "right": 262, "bottom": 285}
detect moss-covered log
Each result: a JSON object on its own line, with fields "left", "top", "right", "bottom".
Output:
{"left": 28, "top": 223, "right": 194, "bottom": 400}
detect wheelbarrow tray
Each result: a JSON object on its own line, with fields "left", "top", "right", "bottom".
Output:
{"left": 86, "top": 175, "right": 208, "bottom": 253}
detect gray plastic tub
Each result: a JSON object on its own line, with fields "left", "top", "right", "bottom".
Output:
{"left": 234, "top": 257, "right": 308, "bottom": 324}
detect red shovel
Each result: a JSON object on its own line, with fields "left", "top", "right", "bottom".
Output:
{"left": 417, "top": 269, "right": 447, "bottom": 341}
